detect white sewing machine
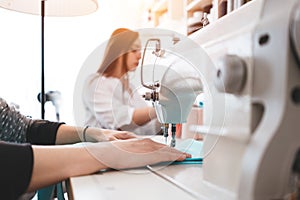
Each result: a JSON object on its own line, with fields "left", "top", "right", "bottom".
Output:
{"left": 190, "top": 0, "right": 300, "bottom": 199}
{"left": 141, "top": 0, "right": 300, "bottom": 199}
{"left": 68, "top": 0, "right": 300, "bottom": 199}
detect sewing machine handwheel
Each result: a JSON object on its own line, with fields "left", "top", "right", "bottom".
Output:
{"left": 214, "top": 54, "right": 247, "bottom": 94}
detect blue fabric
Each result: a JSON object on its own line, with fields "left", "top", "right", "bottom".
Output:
{"left": 174, "top": 139, "right": 203, "bottom": 164}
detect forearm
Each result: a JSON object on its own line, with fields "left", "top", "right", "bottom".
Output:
{"left": 55, "top": 125, "right": 114, "bottom": 144}
{"left": 27, "top": 138, "right": 190, "bottom": 192}
{"left": 132, "top": 107, "right": 156, "bottom": 126}
{"left": 55, "top": 125, "right": 83, "bottom": 144}
{"left": 27, "top": 144, "right": 107, "bottom": 191}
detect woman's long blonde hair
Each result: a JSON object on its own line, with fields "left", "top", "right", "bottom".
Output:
{"left": 97, "top": 28, "right": 139, "bottom": 77}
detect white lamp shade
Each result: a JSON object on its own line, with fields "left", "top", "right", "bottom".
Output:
{"left": 0, "top": 0, "right": 98, "bottom": 16}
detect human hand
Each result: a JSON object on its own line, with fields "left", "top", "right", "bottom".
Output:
{"left": 86, "top": 138, "right": 191, "bottom": 169}
{"left": 84, "top": 127, "right": 137, "bottom": 142}
{"left": 100, "top": 129, "right": 138, "bottom": 141}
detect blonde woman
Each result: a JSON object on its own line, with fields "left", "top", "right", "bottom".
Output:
{"left": 83, "top": 28, "right": 161, "bottom": 135}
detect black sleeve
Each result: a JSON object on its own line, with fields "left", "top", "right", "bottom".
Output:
{"left": 26, "top": 120, "right": 64, "bottom": 145}
{"left": 0, "top": 142, "right": 33, "bottom": 200}
{"left": 0, "top": 98, "right": 65, "bottom": 145}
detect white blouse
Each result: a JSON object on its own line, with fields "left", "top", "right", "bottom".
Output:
{"left": 82, "top": 73, "right": 161, "bottom": 135}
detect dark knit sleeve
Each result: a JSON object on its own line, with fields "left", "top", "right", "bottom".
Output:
{"left": 26, "top": 120, "right": 64, "bottom": 145}
{"left": 0, "top": 142, "right": 33, "bottom": 200}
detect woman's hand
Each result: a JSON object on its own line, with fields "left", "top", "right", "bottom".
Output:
{"left": 55, "top": 125, "right": 137, "bottom": 144}
{"left": 85, "top": 127, "right": 137, "bottom": 142}
{"left": 29, "top": 138, "right": 191, "bottom": 191}
{"left": 86, "top": 138, "right": 191, "bottom": 169}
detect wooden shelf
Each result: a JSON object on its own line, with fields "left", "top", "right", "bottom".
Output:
{"left": 186, "top": 0, "right": 213, "bottom": 12}
{"left": 152, "top": 0, "right": 168, "bottom": 12}
{"left": 152, "top": 0, "right": 168, "bottom": 26}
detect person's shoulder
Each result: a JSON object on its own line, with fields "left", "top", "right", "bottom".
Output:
{"left": 85, "top": 73, "right": 107, "bottom": 86}
{"left": 86, "top": 73, "right": 100, "bottom": 81}
{"left": 88, "top": 75, "right": 120, "bottom": 90}
{"left": 0, "top": 97, "right": 8, "bottom": 107}
{"left": 87, "top": 74, "right": 118, "bottom": 83}
{"left": 98, "top": 76, "right": 120, "bottom": 86}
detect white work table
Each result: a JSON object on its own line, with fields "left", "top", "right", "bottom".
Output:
{"left": 66, "top": 136, "right": 207, "bottom": 200}
{"left": 67, "top": 163, "right": 204, "bottom": 200}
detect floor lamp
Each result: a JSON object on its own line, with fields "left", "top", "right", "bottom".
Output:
{"left": 0, "top": 0, "right": 98, "bottom": 119}
{"left": 0, "top": 1, "right": 98, "bottom": 198}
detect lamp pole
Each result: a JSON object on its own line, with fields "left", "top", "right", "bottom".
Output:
{"left": 41, "top": 0, "right": 45, "bottom": 119}
{"left": 0, "top": 0, "right": 98, "bottom": 120}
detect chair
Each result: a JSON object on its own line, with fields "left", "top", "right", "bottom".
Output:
{"left": 37, "top": 182, "right": 65, "bottom": 200}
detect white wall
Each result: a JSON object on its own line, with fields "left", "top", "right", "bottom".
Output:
{"left": 0, "top": 0, "right": 149, "bottom": 124}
